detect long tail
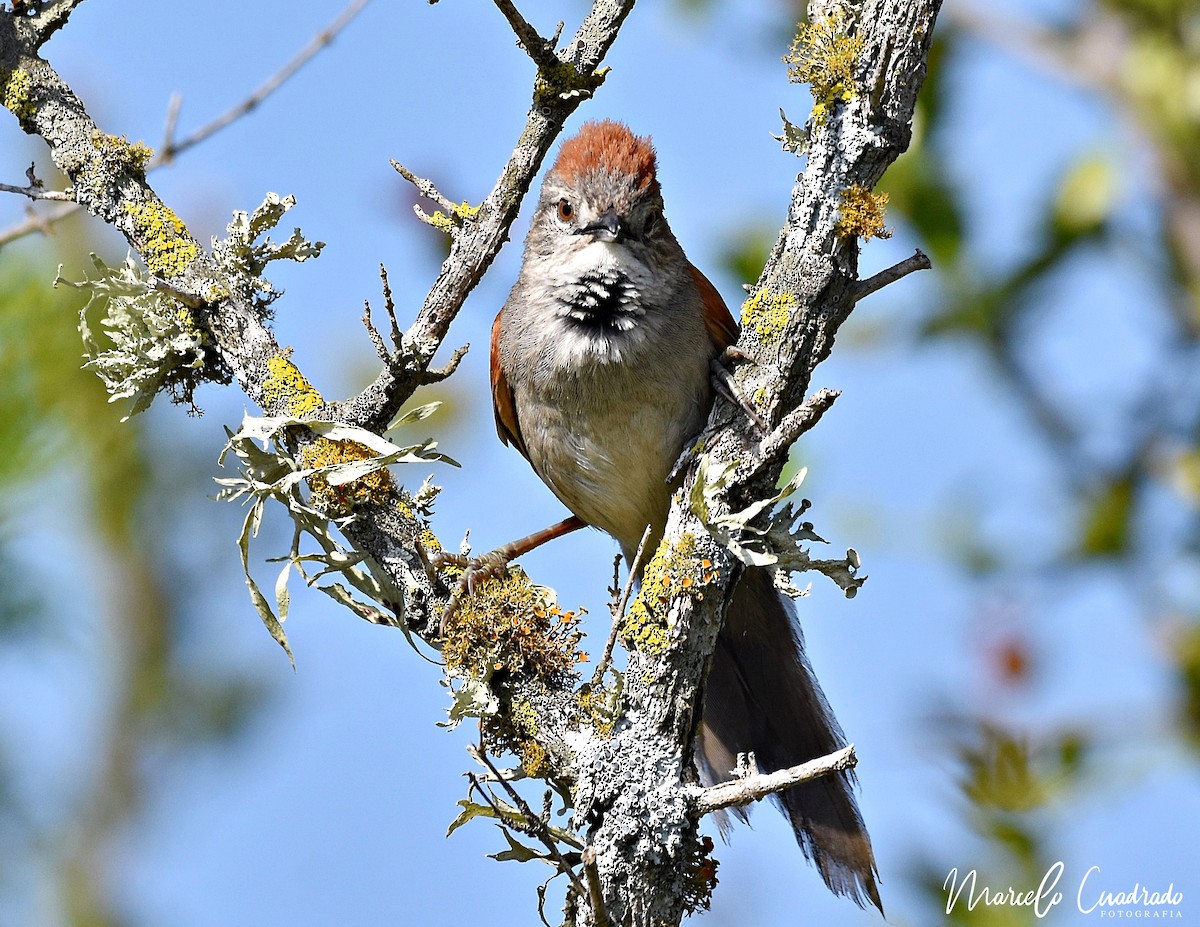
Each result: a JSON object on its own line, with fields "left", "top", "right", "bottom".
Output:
{"left": 696, "top": 567, "right": 883, "bottom": 912}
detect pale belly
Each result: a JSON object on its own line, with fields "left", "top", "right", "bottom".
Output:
{"left": 519, "top": 366, "right": 710, "bottom": 556}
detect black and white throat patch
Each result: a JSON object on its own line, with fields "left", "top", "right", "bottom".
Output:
{"left": 558, "top": 268, "right": 644, "bottom": 334}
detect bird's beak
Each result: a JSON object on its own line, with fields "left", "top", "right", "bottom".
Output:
{"left": 581, "top": 207, "right": 626, "bottom": 242}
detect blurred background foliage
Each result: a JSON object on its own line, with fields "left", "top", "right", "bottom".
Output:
{"left": 721, "top": 0, "right": 1200, "bottom": 921}
{"left": 861, "top": 0, "right": 1196, "bottom": 922}
{"left": 0, "top": 227, "right": 268, "bottom": 923}
{"left": 0, "top": 0, "right": 1197, "bottom": 924}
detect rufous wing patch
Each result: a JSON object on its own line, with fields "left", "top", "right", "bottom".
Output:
{"left": 689, "top": 262, "right": 740, "bottom": 352}
{"left": 491, "top": 307, "right": 529, "bottom": 460}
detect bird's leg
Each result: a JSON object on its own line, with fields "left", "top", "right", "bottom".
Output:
{"left": 434, "top": 515, "right": 587, "bottom": 630}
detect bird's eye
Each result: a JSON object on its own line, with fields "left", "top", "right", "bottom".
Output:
{"left": 557, "top": 199, "right": 574, "bottom": 222}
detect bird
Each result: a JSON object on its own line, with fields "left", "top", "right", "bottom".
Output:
{"left": 485, "top": 119, "right": 882, "bottom": 911}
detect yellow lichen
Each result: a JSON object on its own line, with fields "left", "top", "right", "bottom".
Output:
{"left": 533, "top": 62, "right": 610, "bottom": 107}
{"left": 262, "top": 353, "right": 323, "bottom": 417}
{"left": 739, "top": 289, "right": 798, "bottom": 343}
{"left": 427, "top": 200, "right": 481, "bottom": 235}
{"left": 517, "top": 740, "right": 550, "bottom": 778}
{"left": 300, "top": 436, "right": 396, "bottom": 514}
{"left": 575, "top": 682, "right": 615, "bottom": 740}
{"left": 0, "top": 67, "right": 35, "bottom": 123}
{"left": 835, "top": 184, "right": 892, "bottom": 241}
{"left": 121, "top": 200, "right": 199, "bottom": 277}
{"left": 505, "top": 698, "right": 550, "bottom": 777}
{"left": 442, "top": 567, "right": 586, "bottom": 685}
{"left": 90, "top": 130, "right": 153, "bottom": 174}
{"left": 622, "top": 533, "right": 717, "bottom": 656}
{"left": 784, "top": 10, "right": 865, "bottom": 124}
{"left": 174, "top": 305, "right": 207, "bottom": 344}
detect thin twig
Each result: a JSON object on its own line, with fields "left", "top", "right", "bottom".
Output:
{"left": 492, "top": 0, "right": 559, "bottom": 69}
{"left": 592, "top": 523, "right": 652, "bottom": 685}
{"left": 693, "top": 745, "right": 857, "bottom": 814}
{"left": 420, "top": 343, "right": 469, "bottom": 384}
{"left": 0, "top": 181, "right": 72, "bottom": 202}
{"left": 391, "top": 159, "right": 457, "bottom": 214}
{"left": 0, "top": 0, "right": 370, "bottom": 247}
{"left": 753, "top": 387, "right": 841, "bottom": 470}
{"left": 155, "top": 0, "right": 372, "bottom": 165}
{"left": 581, "top": 846, "right": 613, "bottom": 927}
{"left": 160, "top": 93, "right": 183, "bottom": 158}
{"left": 853, "top": 248, "right": 931, "bottom": 302}
{"left": 470, "top": 748, "right": 589, "bottom": 899}
{"left": 0, "top": 200, "right": 75, "bottom": 246}
{"left": 363, "top": 299, "right": 390, "bottom": 363}
{"left": 392, "top": 159, "right": 463, "bottom": 230}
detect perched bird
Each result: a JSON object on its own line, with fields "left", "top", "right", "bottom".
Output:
{"left": 488, "top": 119, "right": 881, "bottom": 911}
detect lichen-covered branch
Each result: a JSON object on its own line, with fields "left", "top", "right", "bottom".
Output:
{"left": 568, "top": 2, "right": 941, "bottom": 923}
{"left": 0, "top": 0, "right": 636, "bottom": 894}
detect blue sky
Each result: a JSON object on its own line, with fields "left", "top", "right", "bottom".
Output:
{"left": 1, "top": 1, "right": 1197, "bottom": 925}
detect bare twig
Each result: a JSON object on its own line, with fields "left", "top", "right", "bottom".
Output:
{"left": 160, "top": 93, "right": 182, "bottom": 158}
{"left": 0, "top": 0, "right": 370, "bottom": 248}
{"left": 362, "top": 299, "right": 390, "bottom": 364}
{"left": 593, "top": 523, "right": 652, "bottom": 685}
{"left": 0, "top": 200, "right": 76, "bottom": 246}
{"left": 391, "top": 159, "right": 458, "bottom": 215}
{"left": 581, "top": 846, "right": 612, "bottom": 927}
{"left": 470, "top": 747, "right": 588, "bottom": 901}
{"left": 362, "top": 263, "right": 406, "bottom": 364}
{"left": 692, "top": 745, "right": 857, "bottom": 814}
{"left": 493, "top": 0, "right": 558, "bottom": 69}
{"left": 0, "top": 181, "right": 72, "bottom": 202}
{"left": 853, "top": 248, "right": 931, "bottom": 302}
{"left": 946, "top": 3, "right": 1125, "bottom": 92}
{"left": 753, "top": 387, "right": 841, "bottom": 470}
{"left": 420, "top": 343, "right": 469, "bottom": 384}
{"left": 156, "top": 0, "right": 372, "bottom": 165}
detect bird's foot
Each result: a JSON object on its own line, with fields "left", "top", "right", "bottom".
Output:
{"left": 433, "top": 548, "right": 512, "bottom": 634}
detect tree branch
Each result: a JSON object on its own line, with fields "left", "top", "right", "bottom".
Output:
{"left": 18, "top": 0, "right": 85, "bottom": 48}
{"left": 156, "top": 0, "right": 372, "bottom": 165}
{"left": 492, "top": 0, "right": 559, "bottom": 70}
{"left": 0, "top": 179, "right": 71, "bottom": 200}
{"left": 753, "top": 386, "right": 841, "bottom": 472}
{"left": 0, "top": 2, "right": 939, "bottom": 923}
{"left": 854, "top": 248, "right": 931, "bottom": 301}
{"left": 693, "top": 745, "right": 857, "bottom": 814}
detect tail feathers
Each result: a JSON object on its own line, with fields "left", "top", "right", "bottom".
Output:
{"left": 698, "top": 568, "right": 882, "bottom": 913}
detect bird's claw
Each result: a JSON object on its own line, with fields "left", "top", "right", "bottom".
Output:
{"left": 433, "top": 549, "right": 513, "bottom": 634}
{"left": 710, "top": 353, "right": 767, "bottom": 434}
